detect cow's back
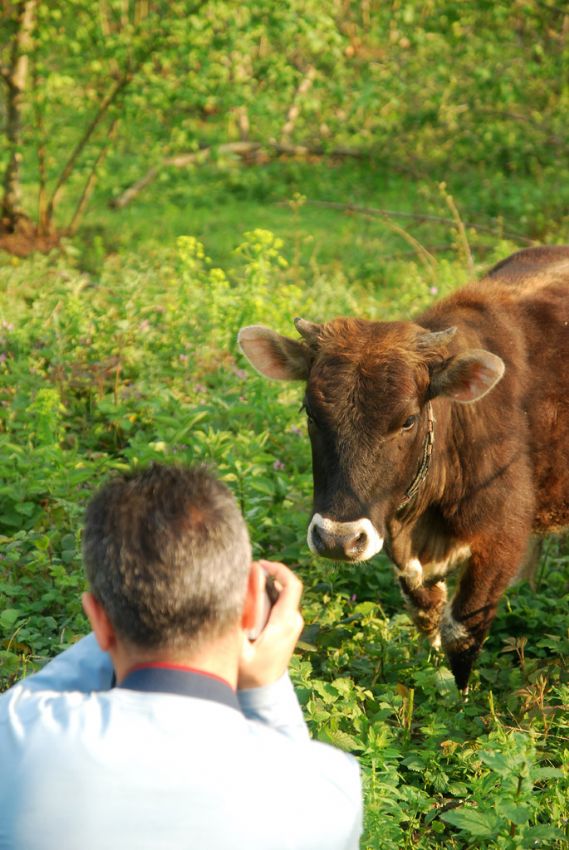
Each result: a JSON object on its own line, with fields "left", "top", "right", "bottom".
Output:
{"left": 482, "top": 245, "right": 569, "bottom": 291}
{"left": 478, "top": 248, "right": 569, "bottom": 530}
{"left": 509, "top": 256, "right": 569, "bottom": 531}
{"left": 422, "top": 246, "right": 569, "bottom": 533}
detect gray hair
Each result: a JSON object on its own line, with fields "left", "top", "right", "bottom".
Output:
{"left": 83, "top": 463, "right": 252, "bottom": 650}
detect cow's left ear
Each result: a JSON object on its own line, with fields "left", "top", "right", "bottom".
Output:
{"left": 430, "top": 349, "right": 505, "bottom": 403}
{"left": 238, "top": 325, "right": 311, "bottom": 380}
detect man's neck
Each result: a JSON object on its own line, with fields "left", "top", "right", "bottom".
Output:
{"left": 111, "top": 630, "right": 242, "bottom": 690}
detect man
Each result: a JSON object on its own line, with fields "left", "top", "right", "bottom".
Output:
{"left": 0, "top": 463, "right": 362, "bottom": 850}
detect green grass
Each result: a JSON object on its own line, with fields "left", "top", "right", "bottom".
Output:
{"left": 50, "top": 159, "right": 569, "bottom": 279}
{"left": 1, "top": 164, "right": 569, "bottom": 848}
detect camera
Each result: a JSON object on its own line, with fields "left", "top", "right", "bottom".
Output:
{"left": 248, "top": 573, "right": 279, "bottom": 641}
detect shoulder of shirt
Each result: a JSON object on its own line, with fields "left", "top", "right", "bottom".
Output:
{"left": 245, "top": 715, "right": 361, "bottom": 799}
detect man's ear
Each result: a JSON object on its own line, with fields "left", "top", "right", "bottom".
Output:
{"left": 430, "top": 349, "right": 505, "bottom": 403}
{"left": 82, "top": 592, "right": 118, "bottom": 653}
{"left": 238, "top": 325, "right": 311, "bottom": 380}
{"left": 240, "top": 563, "right": 264, "bottom": 633}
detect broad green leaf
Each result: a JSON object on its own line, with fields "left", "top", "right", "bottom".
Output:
{"left": 440, "top": 807, "right": 498, "bottom": 838}
{"left": 0, "top": 609, "right": 22, "bottom": 629}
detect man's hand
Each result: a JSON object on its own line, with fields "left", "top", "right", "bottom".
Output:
{"left": 238, "top": 560, "right": 303, "bottom": 690}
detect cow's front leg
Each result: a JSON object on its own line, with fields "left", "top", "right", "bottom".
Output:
{"left": 397, "top": 559, "right": 447, "bottom": 648}
{"left": 441, "top": 541, "right": 528, "bottom": 691}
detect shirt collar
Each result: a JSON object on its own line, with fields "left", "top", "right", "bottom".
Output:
{"left": 118, "top": 663, "right": 240, "bottom": 712}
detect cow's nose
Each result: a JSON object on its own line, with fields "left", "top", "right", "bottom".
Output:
{"left": 307, "top": 514, "right": 384, "bottom": 562}
{"left": 311, "top": 524, "right": 367, "bottom": 559}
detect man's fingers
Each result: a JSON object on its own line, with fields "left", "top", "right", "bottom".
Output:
{"left": 239, "top": 562, "right": 304, "bottom": 689}
{"left": 256, "top": 560, "right": 303, "bottom": 611}
{"left": 293, "top": 611, "right": 304, "bottom": 639}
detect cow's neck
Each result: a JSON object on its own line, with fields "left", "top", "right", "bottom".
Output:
{"left": 386, "top": 399, "right": 466, "bottom": 566}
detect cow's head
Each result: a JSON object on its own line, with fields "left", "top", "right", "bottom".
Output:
{"left": 238, "top": 318, "right": 504, "bottom": 562}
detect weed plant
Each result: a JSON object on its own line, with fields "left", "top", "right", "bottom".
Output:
{"left": 0, "top": 233, "right": 568, "bottom": 848}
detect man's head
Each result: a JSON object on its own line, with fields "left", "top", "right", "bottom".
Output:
{"left": 82, "top": 463, "right": 252, "bottom": 653}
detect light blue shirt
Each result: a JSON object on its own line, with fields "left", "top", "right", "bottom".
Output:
{"left": 0, "top": 635, "right": 362, "bottom": 850}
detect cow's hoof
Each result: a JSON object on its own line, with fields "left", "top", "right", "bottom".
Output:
{"left": 448, "top": 645, "right": 479, "bottom": 692}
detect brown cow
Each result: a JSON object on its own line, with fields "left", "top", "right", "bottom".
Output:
{"left": 238, "top": 246, "right": 569, "bottom": 691}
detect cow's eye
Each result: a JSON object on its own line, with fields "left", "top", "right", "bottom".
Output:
{"left": 300, "top": 401, "right": 318, "bottom": 428}
{"left": 402, "top": 415, "right": 417, "bottom": 431}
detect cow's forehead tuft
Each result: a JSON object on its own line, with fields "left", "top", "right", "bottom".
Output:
{"left": 315, "top": 318, "right": 428, "bottom": 365}
{"left": 304, "top": 319, "right": 434, "bottom": 429}
{"left": 308, "top": 355, "right": 427, "bottom": 431}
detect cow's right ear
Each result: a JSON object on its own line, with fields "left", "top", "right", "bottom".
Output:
{"left": 238, "top": 325, "right": 311, "bottom": 381}
{"left": 429, "top": 349, "right": 505, "bottom": 403}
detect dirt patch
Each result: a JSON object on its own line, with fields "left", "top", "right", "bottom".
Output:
{"left": 0, "top": 220, "right": 62, "bottom": 257}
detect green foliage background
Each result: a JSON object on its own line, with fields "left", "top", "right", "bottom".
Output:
{"left": 1, "top": 1, "right": 569, "bottom": 848}
{"left": 1, "top": 231, "right": 568, "bottom": 849}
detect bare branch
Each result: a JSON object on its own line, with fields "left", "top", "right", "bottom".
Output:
{"left": 45, "top": 72, "right": 132, "bottom": 225}
{"left": 110, "top": 164, "right": 161, "bottom": 209}
{"left": 32, "top": 57, "right": 48, "bottom": 234}
{"left": 110, "top": 141, "right": 366, "bottom": 209}
{"left": 68, "top": 116, "right": 119, "bottom": 235}
{"left": 279, "top": 66, "right": 317, "bottom": 145}
{"left": 237, "top": 106, "right": 250, "bottom": 141}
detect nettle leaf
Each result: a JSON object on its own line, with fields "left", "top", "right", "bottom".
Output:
{"left": 312, "top": 681, "right": 339, "bottom": 704}
{"left": 496, "top": 802, "right": 531, "bottom": 825}
{"left": 478, "top": 751, "right": 511, "bottom": 776}
{"left": 320, "top": 728, "right": 360, "bottom": 752}
{"left": 440, "top": 807, "right": 498, "bottom": 837}
{"left": 531, "top": 767, "right": 564, "bottom": 781}
{"left": 523, "top": 824, "right": 566, "bottom": 843}
{"left": 446, "top": 782, "right": 469, "bottom": 797}
{"left": 434, "top": 667, "right": 456, "bottom": 695}
{"left": 402, "top": 755, "right": 425, "bottom": 772}
{"left": 0, "top": 609, "right": 22, "bottom": 629}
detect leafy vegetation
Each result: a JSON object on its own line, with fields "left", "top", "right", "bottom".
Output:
{"left": 2, "top": 1, "right": 568, "bottom": 245}
{"left": 1, "top": 229, "right": 568, "bottom": 848}
{"left": 1, "top": 0, "right": 569, "bottom": 845}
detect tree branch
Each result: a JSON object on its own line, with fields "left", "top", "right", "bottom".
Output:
{"left": 44, "top": 1, "right": 186, "bottom": 228}
{"left": 279, "top": 66, "right": 316, "bottom": 145}
{"left": 110, "top": 141, "right": 366, "bottom": 209}
{"left": 67, "top": 116, "right": 119, "bottom": 235}
{"left": 45, "top": 72, "right": 132, "bottom": 226}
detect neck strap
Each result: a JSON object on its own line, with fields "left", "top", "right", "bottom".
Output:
{"left": 397, "top": 401, "right": 435, "bottom": 512}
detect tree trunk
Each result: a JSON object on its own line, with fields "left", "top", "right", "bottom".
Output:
{"left": 1, "top": 0, "right": 37, "bottom": 232}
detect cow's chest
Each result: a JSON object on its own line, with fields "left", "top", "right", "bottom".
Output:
{"left": 385, "top": 510, "right": 471, "bottom": 584}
